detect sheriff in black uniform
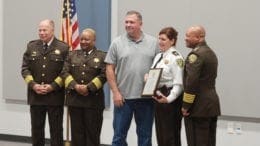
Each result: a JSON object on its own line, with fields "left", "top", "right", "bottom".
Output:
{"left": 61, "top": 28, "right": 107, "bottom": 146}
{"left": 182, "top": 25, "right": 221, "bottom": 146}
{"left": 21, "top": 19, "right": 69, "bottom": 146}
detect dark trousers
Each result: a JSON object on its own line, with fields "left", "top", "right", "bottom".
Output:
{"left": 69, "top": 106, "right": 103, "bottom": 146}
{"left": 154, "top": 97, "right": 182, "bottom": 146}
{"left": 30, "top": 105, "right": 64, "bottom": 146}
{"left": 184, "top": 116, "right": 218, "bottom": 146}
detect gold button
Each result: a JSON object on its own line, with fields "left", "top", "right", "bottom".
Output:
{"left": 82, "top": 72, "right": 85, "bottom": 75}
{"left": 83, "top": 64, "right": 86, "bottom": 67}
{"left": 81, "top": 80, "right": 84, "bottom": 83}
{"left": 44, "top": 57, "right": 46, "bottom": 60}
{"left": 41, "top": 82, "right": 45, "bottom": 84}
{"left": 42, "top": 65, "right": 46, "bottom": 68}
{"left": 42, "top": 73, "right": 45, "bottom": 77}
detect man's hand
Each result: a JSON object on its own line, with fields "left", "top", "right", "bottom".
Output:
{"left": 113, "top": 91, "right": 124, "bottom": 107}
{"left": 32, "top": 84, "right": 44, "bottom": 94}
{"left": 32, "top": 84, "right": 53, "bottom": 95}
{"left": 42, "top": 84, "right": 54, "bottom": 94}
{"left": 152, "top": 94, "right": 168, "bottom": 103}
{"left": 75, "top": 84, "right": 89, "bottom": 96}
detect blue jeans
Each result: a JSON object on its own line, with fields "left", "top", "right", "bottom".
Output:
{"left": 112, "top": 98, "right": 154, "bottom": 146}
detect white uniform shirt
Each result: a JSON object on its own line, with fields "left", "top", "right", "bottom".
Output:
{"left": 151, "top": 47, "right": 184, "bottom": 103}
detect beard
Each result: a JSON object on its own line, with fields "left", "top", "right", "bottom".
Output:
{"left": 186, "top": 42, "right": 196, "bottom": 49}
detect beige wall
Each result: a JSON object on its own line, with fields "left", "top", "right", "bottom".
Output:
{"left": 116, "top": 0, "right": 260, "bottom": 118}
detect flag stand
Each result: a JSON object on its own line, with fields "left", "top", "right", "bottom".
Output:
{"left": 64, "top": 106, "right": 71, "bottom": 146}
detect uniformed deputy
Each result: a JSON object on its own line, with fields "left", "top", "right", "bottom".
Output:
{"left": 21, "top": 19, "right": 69, "bottom": 146}
{"left": 151, "top": 27, "right": 184, "bottom": 146}
{"left": 182, "top": 25, "right": 221, "bottom": 146}
{"left": 61, "top": 28, "right": 107, "bottom": 146}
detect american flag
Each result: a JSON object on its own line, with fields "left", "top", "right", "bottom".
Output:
{"left": 61, "top": 0, "right": 80, "bottom": 50}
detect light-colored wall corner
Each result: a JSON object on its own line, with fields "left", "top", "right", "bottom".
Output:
{"left": 111, "top": 0, "right": 118, "bottom": 40}
{"left": 0, "top": 0, "right": 3, "bottom": 98}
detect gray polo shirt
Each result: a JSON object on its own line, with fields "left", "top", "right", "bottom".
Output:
{"left": 105, "top": 33, "right": 159, "bottom": 99}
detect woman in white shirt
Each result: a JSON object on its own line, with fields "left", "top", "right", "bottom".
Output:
{"left": 152, "top": 27, "right": 184, "bottom": 146}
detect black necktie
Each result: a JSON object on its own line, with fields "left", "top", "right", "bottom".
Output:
{"left": 152, "top": 53, "right": 163, "bottom": 68}
{"left": 43, "top": 43, "right": 48, "bottom": 50}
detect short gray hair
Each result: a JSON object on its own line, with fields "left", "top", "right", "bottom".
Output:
{"left": 82, "top": 28, "right": 96, "bottom": 40}
{"left": 126, "top": 10, "right": 142, "bottom": 22}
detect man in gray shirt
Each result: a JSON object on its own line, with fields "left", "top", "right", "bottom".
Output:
{"left": 105, "top": 10, "right": 159, "bottom": 146}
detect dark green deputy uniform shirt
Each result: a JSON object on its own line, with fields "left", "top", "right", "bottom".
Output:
{"left": 182, "top": 41, "right": 221, "bottom": 117}
{"left": 21, "top": 38, "right": 69, "bottom": 105}
{"left": 61, "top": 47, "right": 107, "bottom": 109}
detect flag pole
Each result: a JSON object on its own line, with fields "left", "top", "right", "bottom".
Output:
{"left": 62, "top": 0, "right": 79, "bottom": 144}
{"left": 64, "top": 0, "right": 71, "bottom": 145}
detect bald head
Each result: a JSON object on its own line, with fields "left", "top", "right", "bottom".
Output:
{"left": 187, "top": 25, "right": 206, "bottom": 38}
{"left": 185, "top": 25, "right": 206, "bottom": 48}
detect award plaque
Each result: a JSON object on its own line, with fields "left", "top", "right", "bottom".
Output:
{"left": 142, "top": 68, "right": 162, "bottom": 97}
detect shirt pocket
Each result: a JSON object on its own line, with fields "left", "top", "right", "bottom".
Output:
{"left": 70, "top": 63, "right": 82, "bottom": 74}
{"left": 28, "top": 53, "right": 40, "bottom": 61}
{"left": 50, "top": 54, "right": 64, "bottom": 62}
{"left": 28, "top": 55, "right": 40, "bottom": 65}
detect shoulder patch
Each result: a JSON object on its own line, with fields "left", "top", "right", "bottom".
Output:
{"left": 176, "top": 58, "right": 184, "bottom": 68}
{"left": 172, "top": 51, "right": 179, "bottom": 56}
{"left": 188, "top": 54, "right": 198, "bottom": 63}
